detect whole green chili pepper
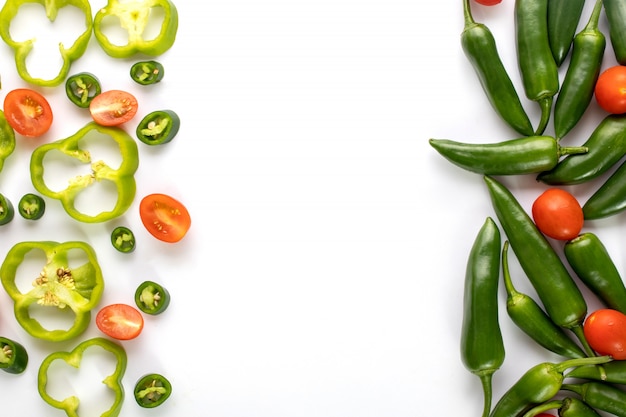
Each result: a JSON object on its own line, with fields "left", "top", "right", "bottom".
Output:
{"left": 502, "top": 241, "right": 586, "bottom": 359}
{"left": 553, "top": 0, "right": 606, "bottom": 141}
{"left": 0, "top": 336, "right": 28, "bottom": 374}
{"left": 515, "top": 0, "right": 560, "bottom": 135}
{"left": 564, "top": 233, "right": 626, "bottom": 314}
{"left": 538, "top": 114, "right": 626, "bottom": 185}
{"left": 547, "top": 0, "right": 586, "bottom": 66}
{"left": 484, "top": 175, "right": 594, "bottom": 355}
{"left": 566, "top": 360, "right": 626, "bottom": 383}
{"left": 521, "top": 397, "right": 603, "bottom": 417}
{"left": 602, "top": 0, "right": 626, "bottom": 64}
{"left": 562, "top": 381, "right": 626, "bottom": 417}
{"left": 582, "top": 158, "right": 626, "bottom": 219}
{"left": 461, "top": 217, "right": 504, "bottom": 417}
{"left": 429, "top": 136, "right": 587, "bottom": 175}
{"left": 461, "top": 0, "right": 534, "bottom": 137}
{"left": 490, "top": 356, "right": 612, "bottom": 417}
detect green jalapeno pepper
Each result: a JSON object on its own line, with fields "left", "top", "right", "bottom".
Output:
{"left": 0, "top": 192, "right": 15, "bottom": 225}
{"left": 0, "top": 336, "right": 28, "bottom": 374}
{"left": 567, "top": 360, "right": 626, "bottom": 384}
{"left": 135, "top": 280, "right": 170, "bottom": 315}
{"left": 0, "top": 110, "right": 16, "bottom": 173}
{"left": 461, "top": 217, "right": 504, "bottom": 417}
{"left": 602, "top": 0, "right": 626, "bottom": 65}
{"left": 553, "top": 0, "right": 605, "bottom": 141}
{"left": 461, "top": 0, "right": 534, "bottom": 137}
{"left": 18, "top": 193, "right": 45, "bottom": 220}
{"left": 502, "top": 241, "right": 586, "bottom": 359}
{"left": 521, "top": 397, "right": 603, "bottom": 417}
{"left": 38, "top": 337, "right": 127, "bottom": 417}
{"left": 111, "top": 226, "right": 136, "bottom": 253}
{"left": 65, "top": 72, "right": 101, "bottom": 108}
{"left": 547, "top": 0, "right": 585, "bottom": 66}
{"left": 134, "top": 373, "right": 172, "bottom": 408}
{"left": 429, "top": 136, "right": 587, "bottom": 175}
{"left": 30, "top": 122, "right": 139, "bottom": 223}
{"left": 131, "top": 60, "right": 165, "bottom": 85}
{"left": 94, "top": 0, "right": 179, "bottom": 58}
{"left": 136, "top": 110, "right": 180, "bottom": 146}
{"left": 582, "top": 158, "right": 626, "bottom": 220}
{"left": 538, "top": 114, "right": 626, "bottom": 185}
{"left": 0, "top": 240, "right": 104, "bottom": 342}
{"left": 562, "top": 381, "right": 626, "bottom": 417}
{"left": 0, "top": 0, "right": 93, "bottom": 87}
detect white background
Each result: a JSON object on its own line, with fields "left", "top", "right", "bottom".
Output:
{"left": 0, "top": 0, "right": 624, "bottom": 416}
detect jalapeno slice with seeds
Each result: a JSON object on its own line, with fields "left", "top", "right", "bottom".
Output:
{"left": 130, "top": 60, "right": 165, "bottom": 85}
{"left": 111, "top": 226, "right": 136, "bottom": 253}
{"left": 134, "top": 373, "right": 172, "bottom": 408}
{"left": 65, "top": 72, "right": 101, "bottom": 108}
{"left": 136, "top": 110, "right": 180, "bottom": 145}
{"left": 18, "top": 193, "right": 45, "bottom": 220}
{"left": 0, "top": 336, "right": 28, "bottom": 374}
{"left": 135, "top": 280, "right": 170, "bottom": 315}
{"left": 0, "top": 193, "right": 15, "bottom": 225}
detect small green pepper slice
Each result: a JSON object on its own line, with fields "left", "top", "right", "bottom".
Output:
{"left": 0, "top": 192, "right": 15, "bottom": 225}
{"left": 0, "top": 336, "right": 28, "bottom": 374}
{"left": 136, "top": 110, "right": 180, "bottom": 146}
{"left": 18, "top": 193, "right": 45, "bottom": 220}
{"left": 135, "top": 280, "right": 170, "bottom": 315}
{"left": 65, "top": 72, "right": 101, "bottom": 108}
{"left": 0, "top": 110, "right": 16, "bottom": 173}
{"left": 131, "top": 60, "right": 164, "bottom": 85}
{"left": 134, "top": 373, "right": 172, "bottom": 408}
{"left": 111, "top": 226, "right": 136, "bottom": 253}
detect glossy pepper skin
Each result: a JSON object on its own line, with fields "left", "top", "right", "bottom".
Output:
{"left": 582, "top": 159, "right": 626, "bottom": 220}
{"left": 0, "top": 0, "right": 93, "bottom": 87}
{"left": 521, "top": 397, "right": 603, "bottom": 417}
{"left": 603, "top": 0, "right": 626, "bottom": 65}
{"left": 0, "top": 110, "right": 16, "bottom": 173}
{"left": 30, "top": 122, "right": 139, "bottom": 223}
{"left": 547, "top": 0, "right": 585, "bottom": 66}
{"left": 0, "top": 241, "right": 104, "bottom": 342}
{"left": 461, "top": 0, "right": 534, "bottom": 137}
{"left": 38, "top": 337, "right": 127, "bottom": 417}
{"left": 460, "top": 217, "right": 504, "bottom": 417}
{"left": 0, "top": 336, "right": 28, "bottom": 374}
{"left": 515, "top": 0, "right": 560, "bottom": 135}
{"left": 94, "top": 0, "right": 179, "bottom": 58}
{"left": 567, "top": 360, "right": 626, "bottom": 384}
{"left": 136, "top": 110, "right": 180, "bottom": 145}
{"left": 502, "top": 241, "right": 586, "bottom": 359}
{"left": 553, "top": 0, "right": 605, "bottom": 141}
{"left": 561, "top": 381, "right": 626, "bottom": 417}
{"left": 429, "top": 136, "right": 587, "bottom": 175}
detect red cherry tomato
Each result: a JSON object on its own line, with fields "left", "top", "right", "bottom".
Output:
{"left": 3, "top": 88, "right": 53, "bottom": 137}
{"left": 595, "top": 65, "right": 626, "bottom": 114}
{"left": 584, "top": 309, "right": 626, "bottom": 359}
{"left": 96, "top": 303, "right": 144, "bottom": 340}
{"left": 89, "top": 89, "right": 138, "bottom": 126}
{"left": 531, "top": 188, "right": 583, "bottom": 241}
{"left": 474, "top": 0, "right": 502, "bottom": 4}
{"left": 140, "top": 193, "right": 191, "bottom": 243}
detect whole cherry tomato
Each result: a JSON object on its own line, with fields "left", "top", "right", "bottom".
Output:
{"left": 584, "top": 309, "right": 626, "bottom": 359}
{"left": 139, "top": 193, "right": 191, "bottom": 243}
{"left": 96, "top": 303, "right": 144, "bottom": 340}
{"left": 595, "top": 65, "right": 626, "bottom": 114}
{"left": 531, "top": 188, "right": 583, "bottom": 241}
{"left": 89, "top": 89, "right": 138, "bottom": 126}
{"left": 4, "top": 88, "right": 53, "bottom": 137}
{"left": 474, "top": 0, "right": 502, "bottom": 4}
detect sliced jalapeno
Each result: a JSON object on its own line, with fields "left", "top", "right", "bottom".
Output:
{"left": 18, "top": 193, "right": 45, "bottom": 220}
{"left": 134, "top": 373, "right": 172, "bottom": 408}
{"left": 111, "top": 226, "right": 136, "bottom": 253}
{"left": 130, "top": 60, "right": 165, "bottom": 85}
{"left": 136, "top": 110, "right": 180, "bottom": 146}
{"left": 0, "top": 193, "right": 15, "bottom": 225}
{"left": 65, "top": 72, "right": 101, "bottom": 108}
{"left": 135, "top": 280, "right": 170, "bottom": 315}
{"left": 0, "top": 336, "right": 28, "bottom": 374}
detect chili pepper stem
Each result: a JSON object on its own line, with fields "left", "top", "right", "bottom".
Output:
{"left": 535, "top": 97, "right": 553, "bottom": 135}
{"left": 521, "top": 400, "right": 562, "bottom": 417}
{"left": 478, "top": 373, "right": 494, "bottom": 417}
{"left": 570, "top": 325, "right": 597, "bottom": 357}
{"left": 558, "top": 145, "right": 588, "bottom": 157}
{"left": 555, "top": 355, "right": 612, "bottom": 374}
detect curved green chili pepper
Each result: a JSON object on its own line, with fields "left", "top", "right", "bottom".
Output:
{"left": 603, "top": 0, "right": 626, "bottom": 65}
{"left": 135, "top": 280, "right": 170, "bottom": 315}
{"left": 0, "top": 192, "right": 15, "bottom": 225}
{"left": 502, "top": 241, "right": 586, "bottom": 359}
{"left": 18, "top": 193, "right": 45, "bottom": 220}
{"left": 547, "top": 0, "right": 585, "bottom": 66}
{"left": 131, "top": 60, "right": 165, "bottom": 85}
{"left": 134, "top": 373, "right": 172, "bottom": 408}
{"left": 0, "top": 110, "right": 16, "bottom": 173}
{"left": 582, "top": 158, "right": 626, "bottom": 220}
{"left": 564, "top": 233, "right": 626, "bottom": 314}
{"left": 567, "top": 360, "right": 626, "bottom": 384}
{"left": 538, "top": 114, "right": 626, "bottom": 185}
{"left": 429, "top": 136, "right": 587, "bottom": 175}
{"left": 553, "top": 0, "right": 606, "bottom": 141}
{"left": 136, "top": 110, "right": 180, "bottom": 146}
{"left": 461, "top": 0, "right": 534, "bottom": 136}
{"left": 65, "top": 72, "right": 101, "bottom": 108}
{"left": 521, "top": 397, "right": 602, "bottom": 417}
{"left": 0, "top": 336, "right": 28, "bottom": 374}
{"left": 515, "top": 0, "right": 559, "bottom": 135}
{"left": 562, "top": 381, "right": 626, "bottom": 417}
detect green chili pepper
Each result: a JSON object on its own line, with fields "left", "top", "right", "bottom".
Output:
{"left": 134, "top": 373, "right": 172, "bottom": 408}
{"left": 136, "top": 110, "right": 180, "bottom": 146}
{"left": 515, "top": 0, "right": 560, "bottom": 135}
{"left": 111, "top": 226, "right": 136, "bottom": 253}
{"left": 131, "top": 60, "right": 165, "bottom": 85}
{"left": 582, "top": 158, "right": 626, "bottom": 220}
{"left": 461, "top": 0, "right": 534, "bottom": 136}
{"left": 460, "top": 217, "right": 504, "bottom": 417}
{"left": 602, "top": 0, "right": 626, "bottom": 65}
{"left": 566, "top": 360, "right": 626, "bottom": 383}
{"left": 553, "top": 0, "right": 605, "bottom": 141}
{"left": 0, "top": 0, "right": 93, "bottom": 87}
{"left": 0, "top": 336, "right": 28, "bottom": 374}
{"left": 0, "top": 192, "right": 15, "bottom": 225}
{"left": 0, "top": 110, "right": 16, "bottom": 173}
{"left": 135, "top": 280, "right": 171, "bottom": 315}
{"left": 484, "top": 175, "right": 594, "bottom": 355}
{"left": 94, "top": 0, "right": 179, "bottom": 58}
{"left": 38, "top": 337, "right": 127, "bottom": 417}
{"left": 502, "top": 241, "right": 586, "bottom": 359}
{"left": 65, "top": 72, "right": 101, "bottom": 108}
{"left": 18, "top": 193, "right": 45, "bottom": 220}
{"left": 547, "top": 0, "right": 585, "bottom": 66}
{"left": 538, "top": 114, "right": 626, "bottom": 185}
{"left": 490, "top": 356, "right": 612, "bottom": 417}
{"left": 429, "top": 136, "right": 587, "bottom": 175}
{"left": 0, "top": 241, "right": 104, "bottom": 342}
{"left": 564, "top": 233, "right": 626, "bottom": 314}
{"left": 521, "top": 397, "right": 603, "bottom": 417}
{"left": 562, "top": 381, "right": 626, "bottom": 417}
{"left": 30, "top": 122, "right": 139, "bottom": 223}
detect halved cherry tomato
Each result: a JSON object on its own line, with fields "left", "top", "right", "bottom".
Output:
{"left": 584, "top": 309, "right": 626, "bottom": 359}
{"left": 140, "top": 193, "right": 191, "bottom": 243}
{"left": 531, "top": 188, "right": 584, "bottom": 241}
{"left": 595, "top": 65, "right": 626, "bottom": 114}
{"left": 3, "top": 88, "right": 53, "bottom": 137}
{"left": 474, "top": 0, "right": 502, "bottom": 5}
{"left": 89, "top": 89, "right": 138, "bottom": 126}
{"left": 96, "top": 303, "right": 144, "bottom": 340}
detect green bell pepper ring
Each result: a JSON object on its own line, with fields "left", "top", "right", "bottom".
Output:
{"left": 0, "top": 192, "right": 15, "bottom": 225}
{"left": 131, "top": 60, "right": 165, "bottom": 85}
{"left": 30, "top": 122, "right": 139, "bottom": 223}
{"left": 0, "top": 241, "right": 104, "bottom": 342}
{"left": 38, "top": 337, "right": 127, "bottom": 417}
{"left": 135, "top": 280, "right": 170, "bottom": 315}
{"left": 134, "top": 373, "right": 172, "bottom": 408}
{"left": 0, "top": 0, "right": 93, "bottom": 87}
{"left": 0, "top": 336, "right": 28, "bottom": 374}
{"left": 0, "top": 110, "right": 16, "bottom": 172}
{"left": 94, "top": 0, "right": 179, "bottom": 59}
{"left": 136, "top": 110, "right": 180, "bottom": 145}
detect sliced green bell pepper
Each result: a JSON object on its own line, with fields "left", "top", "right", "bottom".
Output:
{"left": 0, "top": 110, "right": 16, "bottom": 172}
{"left": 0, "top": 240, "right": 104, "bottom": 342}
{"left": 38, "top": 337, "right": 127, "bottom": 417}
{"left": 0, "top": 0, "right": 93, "bottom": 87}
{"left": 0, "top": 336, "right": 28, "bottom": 374}
{"left": 30, "top": 122, "right": 139, "bottom": 223}
{"left": 94, "top": 0, "right": 179, "bottom": 58}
